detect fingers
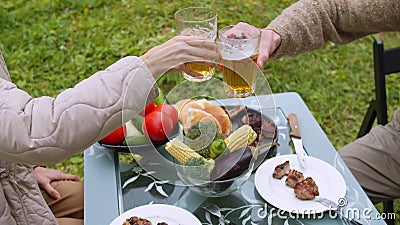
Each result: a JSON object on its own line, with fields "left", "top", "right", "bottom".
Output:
{"left": 223, "top": 22, "right": 260, "bottom": 38}
{"left": 61, "top": 173, "right": 80, "bottom": 181}
{"left": 43, "top": 182, "right": 61, "bottom": 199}
{"left": 180, "top": 36, "right": 216, "bottom": 50}
{"left": 257, "top": 29, "right": 282, "bottom": 68}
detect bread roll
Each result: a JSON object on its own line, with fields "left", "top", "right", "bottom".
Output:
{"left": 181, "top": 108, "right": 222, "bottom": 134}
{"left": 196, "top": 99, "right": 232, "bottom": 135}
{"left": 176, "top": 99, "right": 232, "bottom": 135}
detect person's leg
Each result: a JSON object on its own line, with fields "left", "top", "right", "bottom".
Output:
{"left": 339, "top": 109, "right": 400, "bottom": 203}
{"left": 56, "top": 218, "right": 84, "bottom": 225}
{"left": 41, "top": 180, "right": 84, "bottom": 222}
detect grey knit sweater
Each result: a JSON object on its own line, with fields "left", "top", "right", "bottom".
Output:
{"left": 266, "top": 0, "right": 400, "bottom": 60}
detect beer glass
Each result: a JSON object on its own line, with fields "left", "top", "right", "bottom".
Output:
{"left": 218, "top": 25, "right": 261, "bottom": 98}
{"left": 175, "top": 7, "right": 217, "bottom": 82}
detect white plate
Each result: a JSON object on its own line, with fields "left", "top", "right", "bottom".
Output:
{"left": 254, "top": 154, "right": 346, "bottom": 214}
{"left": 110, "top": 204, "right": 201, "bottom": 225}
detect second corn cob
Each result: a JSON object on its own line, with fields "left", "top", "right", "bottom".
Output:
{"left": 165, "top": 138, "right": 206, "bottom": 165}
{"left": 225, "top": 125, "right": 257, "bottom": 152}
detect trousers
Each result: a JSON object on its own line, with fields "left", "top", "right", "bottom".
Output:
{"left": 339, "top": 108, "right": 400, "bottom": 203}
{"left": 40, "top": 180, "right": 84, "bottom": 225}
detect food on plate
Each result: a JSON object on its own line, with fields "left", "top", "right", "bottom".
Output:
{"left": 294, "top": 177, "right": 320, "bottom": 200}
{"left": 237, "top": 108, "right": 276, "bottom": 146}
{"left": 121, "top": 216, "right": 169, "bottom": 225}
{"left": 122, "top": 216, "right": 152, "bottom": 225}
{"left": 99, "top": 124, "right": 127, "bottom": 145}
{"left": 272, "top": 161, "right": 319, "bottom": 200}
{"left": 142, "top": 111, "right": 174, "bottom": 142}
{"left": 183, "top": 120, "right": 225, "bottom": 159}
{"left": 272, "top": 160, "right": 290, "bottom": 179}
{"left": 225, "top": 105, "right": 247, "bottom": 119}
{"left": 285, "top": 169, "right": 305, "bottom": 188}
{"left": 176, "top": 99, "right": 232, "bottom": 135}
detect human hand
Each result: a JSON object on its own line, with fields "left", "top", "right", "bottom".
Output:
{"left": 218, "top": 22, "right": 281, "bottom": 69}
{"left": 140, "top": 35, "right": 217, "bottom": 78}
{"left": 33, "top": 166, "right": 79, "bottom": 199}
{"left": 258, "top": 29, "right": 281, "bottom": 68}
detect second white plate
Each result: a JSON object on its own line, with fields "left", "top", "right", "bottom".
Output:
{"left": 109, "top": 204, "right": 201, "bottom": 225}
{"left": 254, "top": 154, "right": 346, "bottom": 214}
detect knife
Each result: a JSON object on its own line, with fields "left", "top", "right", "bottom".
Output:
{"left": 287, "top": 113, "right": 308, "bottom": 168}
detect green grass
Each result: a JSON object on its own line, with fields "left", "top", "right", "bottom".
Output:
{"left": 1, "top": 0, "right": 399, "bottom": 223}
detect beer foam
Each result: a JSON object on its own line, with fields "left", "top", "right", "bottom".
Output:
{"left": 220, "top": 43, "right": 257, "bottom": 60}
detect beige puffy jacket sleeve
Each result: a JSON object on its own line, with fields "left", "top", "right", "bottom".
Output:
{"left": 266, "top": 0, "right": 400, "bottom": 59}
{"left": 0, "top": 55, "right": 158, "bottom": 165}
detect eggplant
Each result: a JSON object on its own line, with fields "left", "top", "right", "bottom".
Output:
{"left": 208, "top": 146, "right": 253, "bottom": 194}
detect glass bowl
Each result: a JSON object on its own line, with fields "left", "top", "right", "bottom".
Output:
{"left": 178, "top": 166, "right": 252, "bottom": 197}
{"left": 174, "top": 145, "right": 263, "bottom": 197}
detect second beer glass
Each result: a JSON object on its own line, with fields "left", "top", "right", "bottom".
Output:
{"left": 175, "top": 7, "right": 217, "bottom": 82}
{"left": 218, "top": 25, "right": 261, "bottom": 98}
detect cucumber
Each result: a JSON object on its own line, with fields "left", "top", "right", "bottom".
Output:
{"left": 130, "top": 116, "right": 144, "bottom": 133}
{"left": 124, "top": 135, "right": 150, "bottom": 146}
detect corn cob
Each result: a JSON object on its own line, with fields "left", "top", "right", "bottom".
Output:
{"left": 165, "top": 138, "right": 206, "bottom": 164}
{"left": 225, "top": 125, "right": 257, "bottom": 152}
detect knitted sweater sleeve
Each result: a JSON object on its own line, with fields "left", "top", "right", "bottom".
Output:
{"left": 266, "top": 0, "right": 400, "bottom": 59}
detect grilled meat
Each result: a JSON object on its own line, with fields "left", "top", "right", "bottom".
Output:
{"left": 294, "top": 177, "right": 319, "bottom": 200}
{"left": 273, "top": 160, "right": 291, "bottom": 179}
{"left": 285, "top": 169, "right": 304, "bottom": 188}
{"left": 122, "top": 216, "right": 152, "bottom": 225}
{"left": 261, "top": 120, "right": 276, "bottom": 139}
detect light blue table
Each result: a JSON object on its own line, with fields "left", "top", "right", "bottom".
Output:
{"left": 84, "top": 92, "right": 386, "bottom": 225}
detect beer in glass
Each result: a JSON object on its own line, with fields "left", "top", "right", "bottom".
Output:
{"left": 175, "top": 7, "right": 217, "bottom": 82}
{"left": 218, "top": 25, "right": 261, "bottom": 97}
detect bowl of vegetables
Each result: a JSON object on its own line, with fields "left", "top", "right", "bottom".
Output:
{"left": 164, "top": 105, "right": 277, "bottom": 197}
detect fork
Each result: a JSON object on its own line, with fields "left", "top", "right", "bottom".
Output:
{"left": 202, "top": 203, "right": 237, "bottom": 225}
{"left": 315, "top": 197, "right": 363, "bottom": 225}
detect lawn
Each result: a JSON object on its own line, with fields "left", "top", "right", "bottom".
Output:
{"left": 1, "top": 0, "right": 399, "bottom": 223}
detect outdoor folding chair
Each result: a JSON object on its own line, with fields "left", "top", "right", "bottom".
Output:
{"left": 357, "top": 39, "right": 400, "bottom": 225}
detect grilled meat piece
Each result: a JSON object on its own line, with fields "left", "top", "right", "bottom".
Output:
{"left": 261, "top": 120, "right": 276, "bottom": 139}
{"left": 157, "top": 223, "right": 169, "bottom": 225}
{"left": 122, "top": 216, "right": 152, "bottom": 225}
{"left": 294, "top": 177, "right": 319, "bottom": 200}
{"left": 273, "top": 161, "right": 291, "bottom": 179}
{"left": 226, "top": 105, "right": 247, "bottom": 119}
{"left": 285, "top": 169, "right": 304, "bottom": 188}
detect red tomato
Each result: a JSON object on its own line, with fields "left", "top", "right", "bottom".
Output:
{"left": 153, "top": 104, "right": 179, "bottom": 125}
{"left": 139, "top": 101, "right": 156, "bottom": 116}
{"left": 142, "top": 111, "right": 174, "bottom": 141}
{"left": 100, "top": 124, "right": 126, "bottom": 145}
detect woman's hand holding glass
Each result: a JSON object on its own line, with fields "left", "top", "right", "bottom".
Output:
{"left": 140, "top": 35, "right": 217, "bottom": 78}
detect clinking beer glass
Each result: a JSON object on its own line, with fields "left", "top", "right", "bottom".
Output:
{"left": 218, "top": 25, "right": 261, "bottom": 98}
{"left": 175, "top": 7, "right": 217, "bottom": 82}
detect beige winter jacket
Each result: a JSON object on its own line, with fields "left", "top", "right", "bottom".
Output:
{"left": 0, "top": 49, "right": 157, "bottom": 224}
